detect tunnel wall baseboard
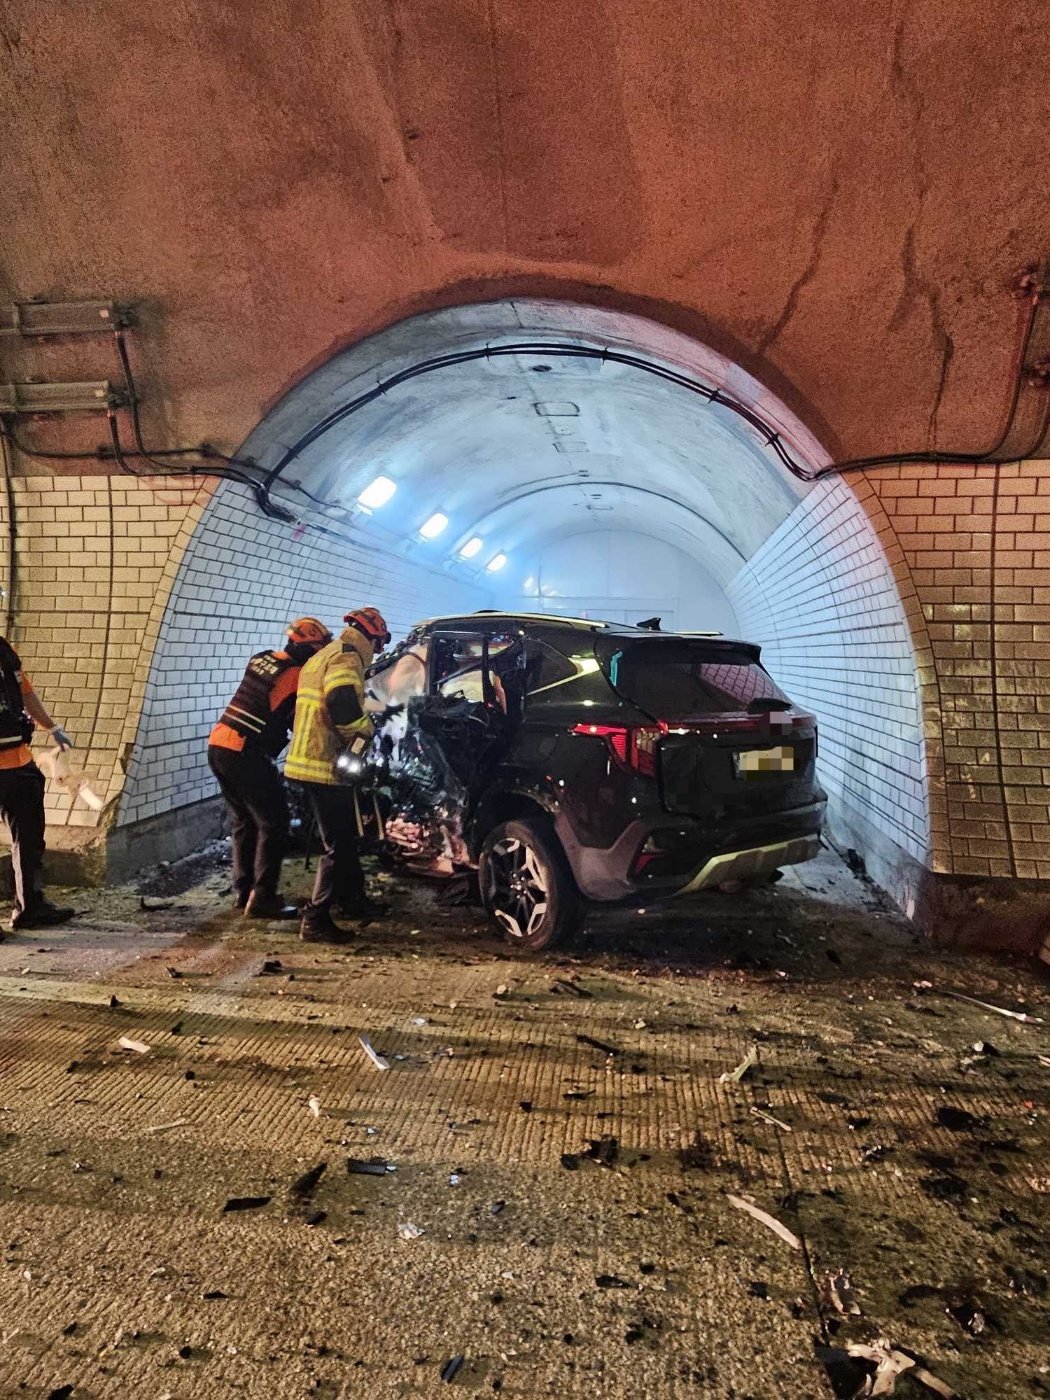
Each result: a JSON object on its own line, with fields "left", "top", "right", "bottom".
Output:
{"left": 824, "top": 797, "right": 1050, "bottom": 960}
{"left": 105, "top": 796, "right": 226, "bottom": 884}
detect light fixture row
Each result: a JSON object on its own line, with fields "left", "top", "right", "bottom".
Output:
{"left": 356, "top": 475, "right": 507, "bottom": 573}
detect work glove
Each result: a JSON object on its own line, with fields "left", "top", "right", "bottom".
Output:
{"left": 47, "top": 725, "right": 74, "bottom": 751}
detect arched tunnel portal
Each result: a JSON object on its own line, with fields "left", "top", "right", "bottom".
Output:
{"left": 118, "top": 300, "right": 935, "bottom": 912}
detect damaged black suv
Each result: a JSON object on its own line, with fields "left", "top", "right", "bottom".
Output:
{"left": 365, "top": 612, "right": 826, "bottom": 952}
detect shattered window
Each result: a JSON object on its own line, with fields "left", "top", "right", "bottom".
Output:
{"left": 433, "top": 632, "right": 519, "bottom": 700}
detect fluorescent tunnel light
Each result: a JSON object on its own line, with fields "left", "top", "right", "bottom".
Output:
{"left": 486, "top": 553, "right": 508, "bottom": 573}
{"left": 418, "top": 512, "right": 449, "bottom": 540}
{"left": 357, "top": 475, "right": 397, "bottom": 510}
{"left": 459, "top": 537, "right": 484, "bottom": 559}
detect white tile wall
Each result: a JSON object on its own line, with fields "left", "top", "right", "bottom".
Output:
{"left": 117, "top": 481, "right": 491, "bottom": 824}
{"left": 727, "top": 477, "right": 932, "bottom": 865}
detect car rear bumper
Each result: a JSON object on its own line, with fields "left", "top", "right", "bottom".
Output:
{"left": 555, "top": 800, "right": 826, "bottom": 902}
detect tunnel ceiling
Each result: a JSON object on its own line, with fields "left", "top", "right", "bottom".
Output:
{"left": 251, "top": 301, "right": 821, "bottom": 586}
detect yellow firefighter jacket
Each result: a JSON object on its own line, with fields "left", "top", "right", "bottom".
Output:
{"left": 284, "top": 627, "right": 374, "bottom": 785}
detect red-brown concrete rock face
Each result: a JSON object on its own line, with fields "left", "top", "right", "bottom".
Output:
{"left": 0, "top": 0, "right": 1047, "bottom": 454}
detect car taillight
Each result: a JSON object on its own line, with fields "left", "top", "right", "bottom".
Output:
{"left": 571, "top": 722, "right": 666, "bottom": 776}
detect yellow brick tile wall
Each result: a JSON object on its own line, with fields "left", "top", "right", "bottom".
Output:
{"left": 869, "top": 460, "right": 1050, "bottom": 880}
{"left": 0, "top": 472, "right": 214, "bottom": 832}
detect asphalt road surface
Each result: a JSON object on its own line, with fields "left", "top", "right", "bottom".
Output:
{"left": 0, "top": 849, "right": 1047, "bottom": 1399}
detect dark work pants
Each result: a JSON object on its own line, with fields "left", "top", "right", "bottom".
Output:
{"left": 300, "top": 782, "right": 365, "bottom": 924}
{"left": 0, "top": 761, "right": 47, "bottom": 914}
{"left": 208, "top": 746, "right": 289, "bottom": 899}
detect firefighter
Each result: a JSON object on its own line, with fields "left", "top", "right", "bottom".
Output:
{"left": 285, "top": 605, "right": 391, "bottom": 942}
{"left": 0, "top": 625, "right": 75, "bottom": 933}
{"left": 208, "top": 617, "right": 333, "bottom": 919}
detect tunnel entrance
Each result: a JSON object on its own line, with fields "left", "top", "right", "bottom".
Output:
{"left": 120, "top": 299, "right": 932, "bottom": 912}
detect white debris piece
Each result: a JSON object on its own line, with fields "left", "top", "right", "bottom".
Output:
{"left": 719, "top": 1045, "right": 758, "bottom": 1084}
{"left": 846, "top": 1340, "right": 914, "bottom": 1396}
{"left": 307, "top": 1094, "right": 322, "bottom": 1118}
{"left": 145, "top": 1118, "right": 190, "bottom": 1135}
{"left": 358, "top": 1035, "right": 390, "bottom": 1071}
{"left": 117, "top": 1036, "right": 150, "bottom": 1054}
{"left": 750, "top": 1106, "right": 792, "bottom": 1132}
{"left": 725, "top": 1193, "right": 801, "bottom": 1251}
{"left": 397, "top": 1221, "right": 425, "bottom": 1240}
{"left": 938, "top": 989, "right": 1044, "bottom": 1024}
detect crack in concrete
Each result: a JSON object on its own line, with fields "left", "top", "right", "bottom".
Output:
{"left": 887, "top": 2, "right": 955, "bottom": 447}
{"left": 756, "top": 170, "right": 839, "bottom": 358}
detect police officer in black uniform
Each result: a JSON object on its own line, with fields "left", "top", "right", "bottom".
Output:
{"left": 0, "top": 620, "right": 75, "bottom": 934}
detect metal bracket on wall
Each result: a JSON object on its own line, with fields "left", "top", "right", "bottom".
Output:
{"left": 0, "top": 300, "right": 135, "bottom": 337}
{"left": 0, "top": 381, "right": 130, "bottom": 414}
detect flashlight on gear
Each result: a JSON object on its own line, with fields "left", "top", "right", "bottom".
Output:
{"left": 336, "top": 733, "right": 370, "bottom": 778}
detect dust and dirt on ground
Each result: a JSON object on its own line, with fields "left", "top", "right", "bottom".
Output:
{"left": 0, "top": 848, "right": 1047, "bottom": 1398}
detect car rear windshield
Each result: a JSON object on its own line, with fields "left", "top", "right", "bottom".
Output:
{"left": 594, "top": 637, "right": 790, "bottom": 719}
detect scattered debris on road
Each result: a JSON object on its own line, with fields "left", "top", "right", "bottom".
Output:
{"left": 290, "top": 1163, "right": 327, "bottom": 1200}
{"left": 222, "top": 1196, "right": 271, "bottom": 1213}
{"left": 936, "top": 989, "right": 1044, "bottom": 1024}
{"left": 398, "top": 1221, "right": 425, "bottom": 1240}
{"left": 347, "top": 1158, "right": 396, "bottom": 1176}
{"left": 822, "top": 1268, "right": 862, "bottom": 1316}
{"left": 116, "top": 1036, "right": 150, "bottom": 1054}
{"left": 576, "top": 1033, "right": 622, "bottom": 1056}
{"left": 719, "top": 1044, "right": 758, "bottom": 1083}
{"left": 359, "top": 1034, "right": 390, "bottom": 1070}
{"left": 726, "top": 1194, "right": 801, "bottom": 1251}
{"left": 440, "top": 1355, "right": 464, "bottom": 1382}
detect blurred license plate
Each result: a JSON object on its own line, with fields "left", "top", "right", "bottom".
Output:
{"left": 734, "top": 745, "right": 795, "bottom": 778}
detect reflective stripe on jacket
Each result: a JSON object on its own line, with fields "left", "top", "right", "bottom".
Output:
{"left": 208, "top": 650, "right": 302, "bottom": 757}
{"left": 284, "top": 629, "right": 374, "bottom": 785}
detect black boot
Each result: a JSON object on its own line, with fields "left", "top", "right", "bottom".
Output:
{"left": 244, "top": 890, "right": 299, "bottom": 920}
{"left": 9, "top": 900, "right": 76, "bottom": 932}
{"left": 299, "top": 905, "right": 353, "bottom": 943}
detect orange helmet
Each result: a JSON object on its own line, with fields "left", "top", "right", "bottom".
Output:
{"left": 287, "top": 616, "right": 332, "bottom": 648}
{"left": 344, "top": 605, "right": 391, "bottom": 649}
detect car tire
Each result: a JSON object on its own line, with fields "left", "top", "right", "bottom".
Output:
{"left": 478, "top": 818, "right": 582, "bottom": 953}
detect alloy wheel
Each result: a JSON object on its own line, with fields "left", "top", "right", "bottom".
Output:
{"left": 484, "top": 836, "right": 549, "bottom": 941}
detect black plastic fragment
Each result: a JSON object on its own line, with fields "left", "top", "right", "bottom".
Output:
{"left": 678, "top": 1132, "right": 714, "bottom": 1170}
{"left": 576, "top": 1034, "right": 622, "bottom": 1056}
{"left": 440, "top": 1355, "right": 464, "bottom": 1383}
{"left": 203, "top": 1290, "right": 228, "bottom": 1300}
{"left": 222, "top": 1195, "right": 271, "bottom": 1212}
{"left": 585, "top": 1135, "right": 619, "bottom": 1167}
{"left": 919, "top": 1173, "right": 967, "bottom": 1201}
{"left": 936, "top": 1105, "right": 984, "bottom": 1133}
{"left": 560, "top": 1153, "right": 580, "bottom": 1171}
{"left": 595, "top": 1274, "right": 634, "bottom": 1289}
{"left": 552, "top": 978, "right": 593, "bottom": 999}
{"left": 291, "top": 1162, "right": 327, "bottom": 1198}
{"left": 347, "top": 1158, "right": 393, "bottom": 1176}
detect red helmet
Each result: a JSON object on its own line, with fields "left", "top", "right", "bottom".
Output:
{"left": 287, "top": 616, "right": 332, "bottom": 648}
{"left": 344, "top": 606, "right": 391, "bottom": 649}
